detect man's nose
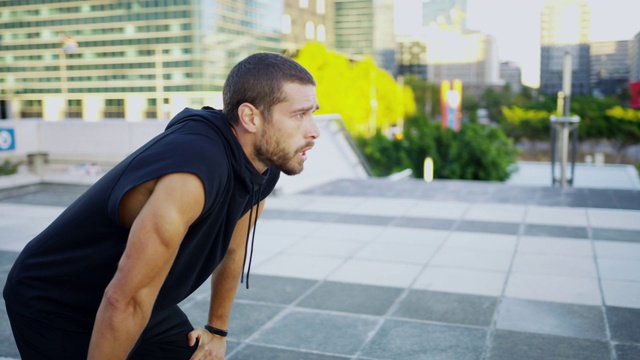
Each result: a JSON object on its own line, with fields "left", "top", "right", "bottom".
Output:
{"left": 308, "top": 117, "right": 320, "bottom": 139}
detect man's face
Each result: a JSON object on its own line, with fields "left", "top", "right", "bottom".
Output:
{"left": 254, "top": 82, "right": 320, "bottom": 175}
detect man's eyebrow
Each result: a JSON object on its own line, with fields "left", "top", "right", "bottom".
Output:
{"left": 293, "top": 104, "right": 320, "bottom": 113}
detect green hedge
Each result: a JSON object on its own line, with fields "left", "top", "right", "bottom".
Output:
{"left": 356, "top": 115, "right": 519, "bottom": 181}
{"left": 0, "top": 160, "right": 18, "bottom": 176}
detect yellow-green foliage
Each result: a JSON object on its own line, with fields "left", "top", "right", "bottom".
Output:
{"left": 606, "top": 106, "right": 640, "bottom": 122}
{"left": 500, "top": 106, "right": 551, "bottom": 141}
{"left": 294, "top": 42, "right": 416, "bottom": 136}
{"left": 501, "top": 106, "right": 550, "bottom": 125}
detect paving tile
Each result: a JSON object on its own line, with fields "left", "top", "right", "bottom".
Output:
{"left": 517, "top": 236, "right": 593, "bottom": 257}
{"left": 504, "top": 273, "right": 601, "bottom": 305}
{"left": 253, "top": 253, "right": 344, "bottom": 280}
{"left": 463, "top": 203, "right": 527, "bottom": 223}
{"left": 332, "top": 214, "right": 394, "bottom": 226}
{"left": 0, "top": 252, "right": 18, "bottom": 268}
{"left": 347, "top": 198, "right": 415, "bottom": 217}
{"left": 597, "top": 258, "right": 640, "bottom": 282}
{"left": 353, "top": 240, "right": 439, "bottom": 264}
{"left": 455, "top": 220, "right": 520, "bottom": 235}
{"left": 429, "top": 247, "right": 513, "bottom": 272}
{"left": 444, "top": 232, "right": 518, "bottom": 252}
{"left": 511, "top": 253, "right": 598, "bottom": 278}
{"left": 373, "top": 227, "right": 448, "bottom": 245}
{"left": 393, "top": 216, "right": 456, "bottom": 230}
{"left": 588, "top": 208, "right": 640, "bottom": 230}
{"left": 181, "top": 300, "right": 284, "bottom": 342}
{"left": 524, "top": 224, "right": 589, "bottom": 239}
{"left": 488, "top": 330, "right": 611, "bottom": 360}
{"left": 592, "top": 228, "right": 640, "bottom": 243}
{"left": 615, "top": 343, "right": 640, "bottom": 360}
{"left": 601, "top": 280, "right": 640, "bottom": 309}
{"left": 257, "top": 219, "right": 323, "bottom": 237}
{"left": 297, "top": 281, "right": 402, "bottom": 316}
{"left": 251, "top": 310, "right": 378, "bottom": 356}
{"left": 327, "top": 259, "right": 423, "bottom": 288}
{"left": 229, "top": 344, "right": 349, "bottom": 360}
{"left": 496, "top": 298, "right": 607, "bottom": 340}
{"left": 404, "top": 201, "right": 469, "bottom": 219}
{"left": 595, "top": 240, "right": 640, "bottom": 261}
{"left": 261, "top": 209, "right": 339, "bottom": 223}
{"left": 225, "top": 341, "right": 241, "bottom": 356}
{"left": 233, "top": 274, "right": 318, "bottom": 305}
{"left": 309, "top": 223, "right": 385, "bottom": 242}
{"left": 392, "top": 290, "right": 498, "bottom": 327}
{"left": 413, "top": 266, "right": 507, "bottom": 297}
{"left": 360, "top": 318, "right": 487, "bottom": 360}
{"left": 525, "top": 206, "right": 588, "bottom": 226}
{"left": 284, "top": 237, "right": 364, "bottom": 258}
{"left": 606, "top": 306, "right": 640, "bottom": 343}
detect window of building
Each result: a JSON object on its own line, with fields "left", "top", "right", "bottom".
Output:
{"left": 299, "top": 0, "right": 308, "bottom": 9}
{"left": 281, "top": 14, "right": 292, "bottom": 34}
{"left": 317, "top": 24, "right": 326, "bottom": 42}
{"left": 317, "top": 0, "right": 325, "bottom": 14}
{"left": 305, "top": 21, "right": 315, "bottom": 40}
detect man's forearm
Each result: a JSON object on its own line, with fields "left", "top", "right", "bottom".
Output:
{"left": 207, "top": 247, "right": 244, "bottom": 330}
{"left": 88, "top": 295, "right": 151, "bottom": 359}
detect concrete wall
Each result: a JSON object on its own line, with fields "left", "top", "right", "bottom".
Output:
{"left": 0, "top": 114, "right": 370, "bottom": 194}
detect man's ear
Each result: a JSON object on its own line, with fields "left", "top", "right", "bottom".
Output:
{"left": 237, "top": 103, "right": 261, "bottom": 133}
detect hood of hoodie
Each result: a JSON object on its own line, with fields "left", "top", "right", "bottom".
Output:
{"left": 165, "top": 106, "right": 270, "bottom": 194}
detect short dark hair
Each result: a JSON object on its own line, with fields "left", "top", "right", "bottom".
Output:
{"left": 222, "top": 52, "right": 316, "bottom": 126}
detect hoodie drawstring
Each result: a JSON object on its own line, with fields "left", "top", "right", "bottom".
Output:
{"left": 240, "top": 186, "right": 262, "bottom": 289}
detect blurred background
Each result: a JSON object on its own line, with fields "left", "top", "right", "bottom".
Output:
{"left": 1, "top": 0, "right": 639, "bottom": 187}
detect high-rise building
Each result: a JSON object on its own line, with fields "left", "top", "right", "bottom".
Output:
{"left": 630, "top": 31, "right": 640, "bottom": 82}
{"left": 539, "top": 0, "right": 591, "bottom": 96}
{"left": 425, "top": 29, "right": 500, "bottom": 89}
{"left": 282, "top": 0, "right": 335, "bottom": 55}
{"left": 590, "top": 40, "right": 630, "bottom": 97}
{"left": 397, "top": 36, "right": 428, "bottom": 81}
{"left": 333, "top": 0, "right": 374, "bottom": 59}
{"left": 373, "top": 0, "right": 396, "bottom": 75}
{"left": 0, "top": 0, "right": 284, "bottom": 121}
{"left": 500, "top": 61, "right": 523, "bottom": 94}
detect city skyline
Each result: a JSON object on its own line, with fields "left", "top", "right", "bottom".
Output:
{"left": 395, "top": 0, "right": 640, "bottom": 88}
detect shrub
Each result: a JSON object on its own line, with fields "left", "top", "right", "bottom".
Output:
{"left": 356, "top": 115, "right": 519, "bottom": 181}
{"left": 0, "top": 159, "right": 18, "bottom": 176}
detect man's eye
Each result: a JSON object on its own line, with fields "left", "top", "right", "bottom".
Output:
{"left": 296, "top": 113, "right": 304, "bottom": 119}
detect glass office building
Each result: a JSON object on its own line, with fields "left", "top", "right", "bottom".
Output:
{"left": 0, "top": 0, "right": 283, "bottom": 121}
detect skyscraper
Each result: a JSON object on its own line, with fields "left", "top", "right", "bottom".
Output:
{"left": 590, "top": 40, "right": 630, "bottom": 97}
{"left": 281, "top": 0, "right": 335, "bottom": 55}
{"left": 333, "top": 0, "right": 374, "bottom": 58}
{"left": 0, "top": 0, "right": 284, "bottom": 121}
{"left": 539, "top": 0, "right": 591, "bottom": 96}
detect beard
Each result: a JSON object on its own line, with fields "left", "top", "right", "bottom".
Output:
{"left": 254, "top": 125, "right": 312, "bottom": 176}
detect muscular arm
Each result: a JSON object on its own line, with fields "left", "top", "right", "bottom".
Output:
{"left": 209, "top": 199, "right": 266, "bottom": 329}
{"left": 88, "top": 173, "right": 205, "bottom": 360}
{"left": 187, "top": 199, "right": 266, "bottom": 359}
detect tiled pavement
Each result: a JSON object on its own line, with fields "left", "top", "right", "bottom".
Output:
{"left": 1, "top": 179, "right": 640, "bottom": 359}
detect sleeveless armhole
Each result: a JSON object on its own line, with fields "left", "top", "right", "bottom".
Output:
{"left": 106, "top": 131, "right": 228, "bottom": 226}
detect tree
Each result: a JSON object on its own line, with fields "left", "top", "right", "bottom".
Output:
{"left": 604, "top": 106, "right": 640, "bottom": 162}
{"left": 294, "top": 42, "right": 416, "bottom": 137}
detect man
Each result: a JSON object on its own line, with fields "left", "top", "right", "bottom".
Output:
{"left": 3, "top": 52, "right": 320, "bottom": 359}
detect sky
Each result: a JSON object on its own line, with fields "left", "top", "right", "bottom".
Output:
{"left": 394, "top": 0, "right": 640, "bottom": 88}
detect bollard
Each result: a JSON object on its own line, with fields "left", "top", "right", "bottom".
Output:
{"left": 27, "top": 152, "right": 49, "bottom": 177}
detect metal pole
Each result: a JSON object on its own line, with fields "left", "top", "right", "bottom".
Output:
{"left": 559, "top": 51, "right": 572, "bottom": 188}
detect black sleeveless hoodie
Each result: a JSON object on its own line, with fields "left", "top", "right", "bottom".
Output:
{"left": 3, "top": 107, "right": 279, "bottom": 331}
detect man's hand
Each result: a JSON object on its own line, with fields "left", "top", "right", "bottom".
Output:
{"left": 188, "top": 328, "right": 227, "bottom": 360}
